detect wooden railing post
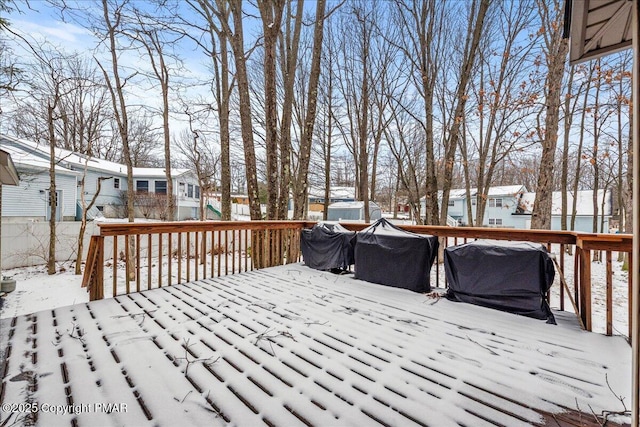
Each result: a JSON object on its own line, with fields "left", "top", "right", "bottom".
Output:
{"left": 578, "top": 240, "right": 593, "bottom": 332}
{"left": 82, "top": 235, "right": 105, "bottom": 301}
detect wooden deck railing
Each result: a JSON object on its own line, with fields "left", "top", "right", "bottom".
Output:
{"left": 82, "top": 220, "right": 633, "bottom": 337}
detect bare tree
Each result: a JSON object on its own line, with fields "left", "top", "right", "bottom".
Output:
{"left": 131, "top": 10, "right": 181, "bottom": 221}
{"left": 438, "top": 0, "right": 490, "bottom": 226}
{"left": 530, "top": 0, "right": 569, "bottom": 229}
{"left": 177, "top": 108, "right": 220, "bottom": 220}
{"left": 291, "top": 0, "right": 329, "bottom": 219}
{"left": 466, "top": 0, "right": 537, "bottom": 226}
{"left": 220, "top": 0, "right": 261, "bottom": 220}
{"left": 181, "top": 0, "right": 235, "bottom": 220}
{"left": 257, "top": 0, "right": 285, "bottom": 219}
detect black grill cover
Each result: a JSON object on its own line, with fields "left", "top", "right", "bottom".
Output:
{"left": 353, "top": 218, "right": 439, "bottom": 292}
{"left": 301, "top": 223, "right": 355, "bottom": 271}
{"left": 444, "top": 240, "right": 556, "bottom": 323}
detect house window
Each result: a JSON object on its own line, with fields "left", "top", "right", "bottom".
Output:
{"left": 195, "top": 186, "right": 200, "bottom": 199}
{"left": 179, "top": 182, "right": 186, "bottom": 196}
{"left": 188, "top": 184, "right": 194, "bottom": 198}
{"left": 471, "top": 198, "right": 476, "bottom": 206}
{"left": 488, "top": 218, "right": 503, "bottom": 226}
{"left": 448, "top": 200, "right": 455, "bottom": 207}
{"left": 114, "top": 178, "right": 120, "bottom": 189}
{"left": 155, "top": 180, "right": 167, "bottom": 195}
{"left": 136, "top": 180, "right": 149, "bottom": 193}
{"left": 489, "top": 198, "right": 503, "bottom": 208}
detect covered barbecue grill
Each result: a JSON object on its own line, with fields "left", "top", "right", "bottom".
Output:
{"left": 353, "top": 218, "right": 438, "bottom": 292}
{"left": 444, "top": 240, "right": 556, "bottom": 323}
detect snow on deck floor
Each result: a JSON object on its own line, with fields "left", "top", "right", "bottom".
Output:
{"left": 0, "top": 263, "right": 632, "bottom": 426}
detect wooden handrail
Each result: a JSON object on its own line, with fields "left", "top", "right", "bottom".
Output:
{"left": 82, "top": 220, "right": 634, "bottom": 338}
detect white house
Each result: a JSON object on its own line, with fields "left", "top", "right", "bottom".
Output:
{"left": 421, "top": 184, "right": 612, "bottom": 232}
{"left": 515, "top": 190, "right": 613, "bottom": 233}
{"left": 0, "top": 134, "right": 202, "bottom": 221}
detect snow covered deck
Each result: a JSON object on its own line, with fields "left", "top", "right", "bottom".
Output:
{"left": 0, "top": 263, "right": 632, "bottom": 426}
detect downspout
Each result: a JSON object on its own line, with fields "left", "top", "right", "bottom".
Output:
{"left": 631, "top": 1, "right": 639, "bottom": 424}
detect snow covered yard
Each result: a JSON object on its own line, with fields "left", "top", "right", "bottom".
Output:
{"left": 0, "top": 262, "right": 633, "bottom": 426}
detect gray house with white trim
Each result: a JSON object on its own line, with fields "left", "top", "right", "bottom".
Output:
{"left": 0, "top": 135, "right": 201, "bottom": 221}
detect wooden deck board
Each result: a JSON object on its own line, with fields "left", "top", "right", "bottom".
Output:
{"left": 1, "top": 264, "right": 632, "bottom": 426}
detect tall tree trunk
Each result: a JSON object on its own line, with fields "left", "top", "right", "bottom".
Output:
{"left": 259, "top": 0, "right": 285, "bottom": 220}
{"left": 561, "top": 67, "right": 575, "bottom": 231}
{"left": 439, "top": 0, "right": 490, "bottom": 226}
{"left": 228, "top": 0, "right": 261, "bottom": 220}
{"left": 47, "top": 104, "right": 57, "bottom": 275}
{"left": 99, "top": 0, "right": 136, "bottom": 280}
{"left": 219, "top": 32, "right": 232, "bottom": 221}
{"left": 530, "top": 0, "right": 569, "bottom": 229}
{"left": 277, "top": 0, "right": 304, "bottom": 220}
{"left": 293, "top": 0, "right": 327, "bottom": 219}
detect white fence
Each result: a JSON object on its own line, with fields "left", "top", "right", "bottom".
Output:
{"left": 1, "top": 221, "right": 99, "bottom": 270}
{"left": 1, "top": 220, "right": 250, "bottom": 271}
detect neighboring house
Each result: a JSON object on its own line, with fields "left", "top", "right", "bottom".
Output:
{"left": 326, "top": 201, "right": 382, "bottom": 222}
{"left": 420, "top": 184, "right": 612, "bottom": 232}
{"left": 308, "top": 186, "right": 355, "bottom": 213}
{"left": 421, "top": 185, "right": 527, "bottom": 227}
{"left": 515, "top": 190, "right": 613, "bottom": 233}
{"left": 0, "top": 134, "right": 201, "bottom": 221}
{"left": 0, "top": 141, "right": 81, "bottom": 222}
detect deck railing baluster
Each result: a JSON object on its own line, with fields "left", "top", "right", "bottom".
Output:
{"left": 177, "top": 232, "right": 182, "bottom": 284}
{"left": 210, "top": 230, "right": 215, "bottom": 278}
{"left": 147, "top": 234, "right": 152, "bottom": 290}
{"left": 125, "top": 234, "right": 131, "bottom": 295}
{"left": 136, "top": 235, "right": 141, "bottom": 293}
{"left": 217, "top": 230, "right": 222, "bottom": 277}
{"left": 159, "top": 233, "right": 163, "bottom": 288}
{"left": 194, "top": 231, "right": 199, "bottom": 282}
{"left": 186, "top": 232, "right": 191, "bottom": 282}
{"left": 559, "top": 244, "right": 565, "bottom": 311}
{"left": 607, "top": 251, "right": 613, "bottom": 335}
{"left": 112, "top": 235, "right": 118, "bottom": 297}
{"left": 168, "top": 233, "right": 172, "bottom": 285}
{"left": 225, "top": 230, "right": 229, "bottom": 275}
{"left": 232, "top": 230, "right": 236, "bottom": 274}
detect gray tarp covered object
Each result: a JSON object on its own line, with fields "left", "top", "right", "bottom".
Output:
{"left": 444, "top": 240, "right": 556, "bottom": 323}
{"left": 353, "top": 218, "right": 439, "bottom": 292}
{"left": 301, "top": 223, "right": 355, "bottom": 271}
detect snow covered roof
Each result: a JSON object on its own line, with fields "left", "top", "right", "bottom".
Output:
{"left": 0, "top": 263, "right": 630, "bottom": 425}
{"left": 132, "top": 167, "right": 192, "bottom": 179}
{"left": 308, "top": 186, "right": 355, "bottom": 200}
{"left": 420, "top": 185, "right": 528, "bottom": 202}
{"left": 0, "top": 134, "right": 194, "bottom": 179}
{"left": 0, "top": 141, "right": 80, "bottom": 176}
{"left": 520, "top": 190, "right": 613, "bottom": 216}
{"left": 449, "top": 185, "right": 527, "bottom": 199}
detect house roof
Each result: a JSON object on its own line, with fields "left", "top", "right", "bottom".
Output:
{"left": 0, "top": 142, "right": 80, "bottom": 176}
{"left": 519, "top": 190, "right": 613, "bottom": 216}
{"left": 450, "top": 185, "right": 527, "bottom": 199}
{"left": 308, "top": 186, "right": 355, "bottom": 200}
{"left": 566, "top": 0, "right": 633, "bottom": 65}
{"left": 0, "top": 134, "right": 192, "bottom": 180}
{"left": 132, "top": 167, "right": 192, "bottom": 179}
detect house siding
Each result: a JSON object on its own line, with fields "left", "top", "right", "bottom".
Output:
{"left": 79, "top": 170, "right": 126, "bottom": 209}
{"left": 2, "top": 168, "right": 77, "bottom": 219}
